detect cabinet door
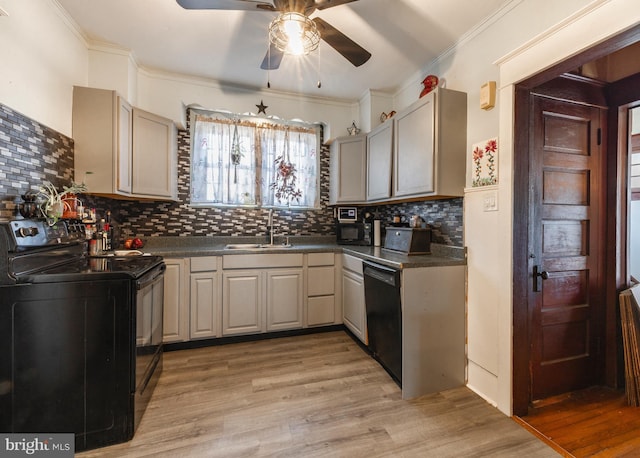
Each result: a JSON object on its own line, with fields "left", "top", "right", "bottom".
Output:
{"left": 393, "top": 92, "right": 435, "bottom": 197}
{"left": 190, "top": 271, "right": 219, "bottom": 339}
{"left": 73, "top": 86, "right": 129, "bottom": 197}
{"left": 330, "top": 135, "right": 366, "bottom": 204}
{"left": 132, "top": 108, "right": 177, "bottom": 199}
{"left": 366, "top": 122, "right": 393, "bottom": 201}
{"left": 342, "top": 268, "right": 367, "bottom": 344}
{"left": 116, "top": 97, "right": 133, "bottom": 194}
{"left": 162, "top": 258, "right": 189, "bottom": 343}
{"left": 222, "top": 270, "right": 263, "bottom": 335}
{"left": 266, "top": 269, "right": 303, "bottom": 331}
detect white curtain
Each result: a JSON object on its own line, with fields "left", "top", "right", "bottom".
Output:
{"left": 258, "top": 126, "right": 318, "bottom": 207}
{"left": 191, "top": 116, "right": 257, "bottom": 206}
{"left": 191, "top": 111, "right": 319, "bottom": 208}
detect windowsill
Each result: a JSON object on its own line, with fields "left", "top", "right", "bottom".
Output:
{"left": 188, "top": 202, "right": 320, "bottom": 211}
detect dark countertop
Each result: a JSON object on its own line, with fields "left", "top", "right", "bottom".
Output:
{"left": 139, "top": 236, "right": 466, "bottom": 269}
{"left": 341, "top": 244, "right": 466, "bottom": 269}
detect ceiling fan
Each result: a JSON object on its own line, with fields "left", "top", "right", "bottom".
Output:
{"left": 176, "top": 0, "right": 372, "bottom": 70}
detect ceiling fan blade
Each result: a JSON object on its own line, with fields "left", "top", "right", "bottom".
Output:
{"left": 313, "top": 0, "right": 358, "bottom": 11}
{"left": 260, "top": 44, "right": 285, "bottom": 70}
{"left": 176, "top": 0, "right": 276, "bottom": 11}
{"left": 313, "top": 17, "right": 371, "bottom": 67}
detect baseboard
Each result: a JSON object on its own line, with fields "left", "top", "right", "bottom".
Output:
{"left": 163, "top": 324, "right": 346, "bottom": 352}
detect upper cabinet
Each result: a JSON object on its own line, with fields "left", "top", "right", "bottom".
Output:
{"left": 366, "top": 121, "right": 393, "bottom": 202}
{"left": 392, "top": 88, "right": 467, "bottom": 199}
{"left": 72, "top": 86, "right": 177, "bottom": 201}
{"left": 329, "top": 134, "right": 366, "bottom": 204}
{"left": 329, "top": 87, "right": 467, "bottom": 205}
{"left": 132, "top": 108, "right": 177, "bottom": 199}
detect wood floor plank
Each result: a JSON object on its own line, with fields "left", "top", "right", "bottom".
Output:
{"left": 78, "top": 331, "right": 556, "bottom": 457}
{"left": 518, "top": 386, "right": 640, "bottom": 457}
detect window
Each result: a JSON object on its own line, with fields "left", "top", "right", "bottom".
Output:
{"left": 190, "top": 109, "right": 320, "bottom": 209}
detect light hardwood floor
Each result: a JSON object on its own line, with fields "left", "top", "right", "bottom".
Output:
{"left": 78, "top": 331, "right": 557, "bottom": 457}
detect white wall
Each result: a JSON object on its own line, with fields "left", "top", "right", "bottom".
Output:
{"left": 0, "top": 0, "right": 88, "bottom": 136}
{"left": 87, "top": 45, "right": 139, "bottom": 105}
{"left": 134, "top": 67, "right": 357, "bottom": 139}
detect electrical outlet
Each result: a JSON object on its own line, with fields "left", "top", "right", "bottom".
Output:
{"left": 483, "top": 192, "right": 498, "bottom": 212}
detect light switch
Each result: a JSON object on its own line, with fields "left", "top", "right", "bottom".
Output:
{"left": 483, "top": 191, "right": 498, "bottom": 212}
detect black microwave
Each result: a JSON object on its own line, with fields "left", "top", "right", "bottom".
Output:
{"left": 336, "top": 222, "right": 372, "bottom": 246}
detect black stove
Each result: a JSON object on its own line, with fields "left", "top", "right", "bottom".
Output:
{"left": 0, "top": 218, "right": 165, "bottom": 452}
{"left": 1, "top": 219, "right": 162, "bottom": 284}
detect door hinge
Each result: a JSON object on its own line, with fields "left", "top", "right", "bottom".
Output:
{"left": 597, "top": 128, "right": 602, "bottom": 146}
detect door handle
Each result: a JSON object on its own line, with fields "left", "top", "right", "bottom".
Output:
{"left": 533, "top": 265, "right": 548, "bottom": 292}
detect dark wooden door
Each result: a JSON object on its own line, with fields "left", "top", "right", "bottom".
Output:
{"left": 529, "top": 95, "right": 607, "bottom": 401}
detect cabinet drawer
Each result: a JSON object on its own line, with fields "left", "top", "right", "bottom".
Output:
{"left": 307, "top": 296, "right": 335, "bottom": 326}
{"left": 190, "top": 256, "right": 218, "bottom": 272}
{"left": 307, "top": 252, "right": 335, "bottom": 267}
{"left": 341, "top": 253, "right": 363, "bottom": 274}
{"left": 308, "top": 266, "right": 335, "bottom": 296}
{"left": 223, "top": 253, "right": 303, "bottom": 269}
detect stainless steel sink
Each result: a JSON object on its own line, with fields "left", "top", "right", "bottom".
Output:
{"left": 225, "top": 244, "right": 262, "bottom": 250}
{"left": 225, "top": 243, "right": 292, "bottom": 250}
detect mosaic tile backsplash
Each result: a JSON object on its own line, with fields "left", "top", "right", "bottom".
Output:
{"left": 0, "top": 102, "right": 463, "bottom": 247}
{"left": 0, "top": 104, "right": 75, "bottom": 220}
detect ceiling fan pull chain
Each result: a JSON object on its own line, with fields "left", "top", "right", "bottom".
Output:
{"left": 317, "top": 43, "right": 322, "bottom": 89}
{"left": 267, "top": 36, "right": 272, "bottom": 89}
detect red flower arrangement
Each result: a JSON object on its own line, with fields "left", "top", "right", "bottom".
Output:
{"left": 270, "top": 156, "right": 302, "bottom": 203}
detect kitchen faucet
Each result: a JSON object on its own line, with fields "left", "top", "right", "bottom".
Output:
{"left": 267, "top": 209, "right": 274, "bottom": 245}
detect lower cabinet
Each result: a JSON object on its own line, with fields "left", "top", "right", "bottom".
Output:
{"left": 162, "top": 257, "right": 190, "bottom": 343}
{"left": 163, "top": 252, "right": 340, "bottom": 342}
{"left": 266, "top": 269, "right": 304, "bottom": 331}
{"left": 222, "top": 269, "right": 263, "bottom": 336}
{"left": 222, "top": 253, "right": 305, "bottom": 336}
{"left": 341, "top": 254, "right": 367, "bottom": 344}
{"left": 222, "top": 267, "right": 304, "bottom": 335}
{"left": 189, "top": 256, "right": 221, "bottom": 339}
{"left": 306, "top": 252, "right": 338, "bottom": 327}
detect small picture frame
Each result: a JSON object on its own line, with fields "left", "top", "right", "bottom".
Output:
{"left": 472, "top": 138, "right": 498, "bottom": 187}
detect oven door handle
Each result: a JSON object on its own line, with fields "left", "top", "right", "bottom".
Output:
{"left": 136, "top": 264, "right": 166, "bottom": 290}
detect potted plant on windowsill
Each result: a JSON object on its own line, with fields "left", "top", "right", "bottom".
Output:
{"left": 38, "top": 180, "right": 88, "bottom": 225}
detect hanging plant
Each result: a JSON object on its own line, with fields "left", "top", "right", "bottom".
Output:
{"left": 230, "top": 123, "right": 244, "bottom": 183}
{"left": 270, "top": 129, "right": 302, "bottom": 204}
{"left": 37, "top": 180, "right": 88, "bottom": 225}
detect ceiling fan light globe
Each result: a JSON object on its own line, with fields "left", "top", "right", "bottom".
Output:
{"left": 268, "top": 12, "right": 320, "bottom": 56}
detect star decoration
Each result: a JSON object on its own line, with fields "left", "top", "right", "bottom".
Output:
{"left": 256, "top": 100, "right": 268, "bottom": 115}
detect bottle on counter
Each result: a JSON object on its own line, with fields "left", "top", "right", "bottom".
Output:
{"left": 374, "top": 219, "right": 381, "bottom": 247}
{"left": 89, "top": 234, "right": 99, "bottom": 256}
{"left": 85, "top": 224, "right": 94, "bottom": 240}
{"left": 103, "top": 211, "right": 113, "bottom": 251}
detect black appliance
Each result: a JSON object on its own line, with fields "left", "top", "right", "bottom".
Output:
{"left": 335, "top": 207, "right": 371, "bottom": 245}
{"left": 363, "top": 261, "right": 402, "bottom": 385}
{"left": 336, "top": 221, "right": 372, "bottom": 246}
{"left": 0, "top": 219, "right": 165, "bottom": 452}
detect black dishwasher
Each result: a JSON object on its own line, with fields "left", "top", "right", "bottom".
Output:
{"left": 363, "top": 261, "right": 402, "bottom": 385}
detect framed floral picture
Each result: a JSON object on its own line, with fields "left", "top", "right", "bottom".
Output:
{"left": 472, "top": 138, "right": 498, "bottom": 187}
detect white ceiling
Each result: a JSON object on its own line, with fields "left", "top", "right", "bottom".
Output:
{"left": 56, "top": 0, "right": 509, "bottom": 100}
